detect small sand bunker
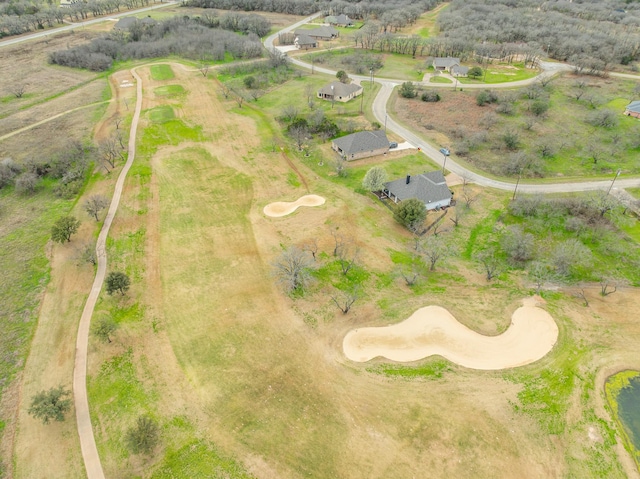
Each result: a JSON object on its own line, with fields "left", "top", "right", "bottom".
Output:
{"left": 263, "top": 195, "right": 325, "bottom": 217}
{"left": 343, "top": 297, "right": 558, "bottom": 370}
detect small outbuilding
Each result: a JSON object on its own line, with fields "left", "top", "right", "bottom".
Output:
{"left": 383, "top": 171, "right": 453, "bottom": 211}
{"left": 451, "top": 65, "right": 469, "bottom": 77}
{"left": 332, "top": 130, "right": 389, "bottom": 161}
{"left": 317, "top": 81, "right": 362, "bottom": 103}
{"left": 114, "top": 17, "right": 138, "bottom": 30}
{"left": 624, "top": 100, "right": 640, "bottom": 118}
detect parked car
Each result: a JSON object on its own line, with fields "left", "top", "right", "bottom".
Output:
{"left": 389, "top": 141, "right": 398, "bottom": 148}
{"left": 440, "top": 147, "right": 450, "bottom": 156}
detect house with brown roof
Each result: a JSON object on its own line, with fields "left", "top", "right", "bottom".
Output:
{"left": 332, "top": 130, "right": 389, "bottom": 161}
{"left": 317, "top": 81, "right": 362, "bottom": 103}
{"left": 384, "top": 171, "right": 453, "bottom": 211}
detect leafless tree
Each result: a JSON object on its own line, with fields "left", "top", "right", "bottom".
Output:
{"left": 430, "top": 217, "right": 449, "bottom": 237}
{"left": 475, "top": 248, "right": 503, "bottom": 281}
{"left": 199, "top": 62, "right": 210, "bottom": 78}
{"left": 98, "top": 136, "right": 123, "bottom": 172}
{"left": 528, "top": 261, "right": 553, "bottom": 293}
{"left": 115, "top": 117, "right": 123, "bottom": 130}
{"left": 330, "top": 287, "right": 359, "bottom": 314}
{"left": 574, "top": 288, "right": 589, "bottom": 307}
{"left": 11, "top": 83, "right": 26, "bottom": 98}
{"left": 289, "top": 124, "right": 308, "bottom": 151}
{"left": 419, "top": 235, "right": 452, "bottom": 271}
{"left": 76, "top": 242, "right": 97, "bottom": 265}
{"left": 331, "top": 227, "right": 345, "bottom": 257}
{"left": 83, "top": 194, "right": 110, "bottom": 221}
{"left": 333, "top": 158, "right": 348, "bottom": 177}
{"left": 461, "top": 185, "right": 479, "bottom": 209}
{"left": 302, "top": 238, "right": 319, "bottom": 261}
{"left": 338, "top": 243, "right": 359, "bottom": 275}
{"left": 219, "top": 84, "right": 231, "bottom": 99}
{"left": 449, "top": 207, "right": 464, "bottom": 227}
{"left": 600, "top": 277, "right": 622, "bottom": 296}
{"left": 281, "top": 105, "right": 300, "bottom": 122}
{"left": 272, "top": 246, "right": 313, "bottom": 294}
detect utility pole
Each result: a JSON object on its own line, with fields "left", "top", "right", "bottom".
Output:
{"left": 359, "top": 84, "right": 364, "bottom": 114}
{"left": 607, "top": 169, "right": 622, "bottom": 195}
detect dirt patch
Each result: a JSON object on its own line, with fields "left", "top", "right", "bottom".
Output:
{"left": 343, "top": 297, "right": 558, "bottom": 369}
{"left": 263, "top": 194, "right": 325, "bottom": 217}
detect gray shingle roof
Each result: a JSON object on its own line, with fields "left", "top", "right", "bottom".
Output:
{"left": 295, "top": 33, "right": 316, "bottom": 45}
{"left": 335, "top": 14, "right": 352, "bottom": 25}
{"left": 433, "top": 57, "right": 460, "bottom": 68}
{"left": 384, "top": 171, "right": 452, "bottom": 206}
{"left": 626, "top": 101, "right": 640, "bottom": 113}
{"left": 451, "top": 65, "right": 469, "bottom": 76}
{"left": 318, "top": 81, "right": 362, "bottom": 98}
{"left": 333, "top": 130, "right": 389, "bottom": 156}
{"left": 295, "top": 26, "right": 338, "bottom": 39}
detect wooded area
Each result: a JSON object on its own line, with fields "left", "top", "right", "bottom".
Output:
{"left": 49, "top": 15, "right": 264, "bottom": 71}
{"left": 438, "top": 0, "right": 640, "bottom": 71}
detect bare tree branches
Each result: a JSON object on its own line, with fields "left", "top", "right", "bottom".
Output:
{"left": 272, "top": 246, "right": 313, "bottom": 294}
{"left": 330, "top": 287, "right": 359, "bottom": 314}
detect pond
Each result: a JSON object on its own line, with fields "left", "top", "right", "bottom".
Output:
{"left": 605, "top": 370, "right": 640, "bottom": 470}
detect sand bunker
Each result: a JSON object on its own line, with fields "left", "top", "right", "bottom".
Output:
{"left": 343, "top": 297, "right": 558, "bottom": 370}
{"left": 263, "top": 195, "right": 325, "bottom": 217}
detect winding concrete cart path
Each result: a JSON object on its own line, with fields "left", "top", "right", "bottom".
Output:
{"left": 73, "top": 66, "right": 143, "bottom": 479}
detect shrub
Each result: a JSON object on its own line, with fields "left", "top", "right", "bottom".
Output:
{"left": 394, "top": 198, "right": 426, "bottom": 232}
{"left": 476, "top": 90, "right": 498, "bottom": 106}
{"left": 126, "top": 415, "right": 160, "bottom": 455}
{"left": 399, "top": 82, "right": 417, "bottom": 98}
{"left": 421, "top": 90, "right": 440, "bottom": 102}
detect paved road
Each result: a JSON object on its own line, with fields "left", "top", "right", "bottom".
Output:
{"left": 0, "top": 1, "right": 177, "bottom": 47}
{"left": 73, "top": 66, "right": 143, "bottom": 479}
{"left": 267, "top": 19, "right": 640, "bottom": 193}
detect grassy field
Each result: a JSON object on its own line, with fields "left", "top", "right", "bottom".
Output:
{"left": 302, "top": 48, "right": 426, "bottom": 81}
{"left": 395, "top": 74, "right": 640, "bottom": 178}
{"left": 458, "top": 62, "right": 539, "bottom": 84}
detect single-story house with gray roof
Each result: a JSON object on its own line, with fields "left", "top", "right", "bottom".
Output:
{"left": 332, "top": 130, "right": 389, "bottom": 161}
{"left": 114, "top": 17, "right": 138, "bottom": 30}
{"left": 384, "top": 171, "right": 453, "bottom": 211}
{"left": 433, "top": 57, "right": 461, "bottom": 72}
{"left": 295, "top": 26, "right": 339, "bottom": 40}
{"left": 451, "top": 65, "right": 469, "bottom": 77}
{"left": 331, "top": 14, "right": 354, "bottom": 26}
{"left": 318, "top": 81, "right": 362, "bottom": 103}
{"left": 294, "top": 33, "right": 317, "bottom": 50}
{"left": 624, "top": 100, "right": 640, "bottom": 118}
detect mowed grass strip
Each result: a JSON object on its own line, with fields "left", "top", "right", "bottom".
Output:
{"left": 150, "top": 64, "right": 175, "bottom": 81}
{"left": 0, "top": 187, "right": 73, "bottom": 402}
{"left": 156, "top": 147, "right": 346, "bottom": 476}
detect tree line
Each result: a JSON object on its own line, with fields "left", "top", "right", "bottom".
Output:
{"left": 49, "top": 15, "right": 264, "bottom": 71}
{"left": 0, "top": 0, "right": 162, "bottom": 38}
{"left": 183, "top": 0, "right": 442, "bottom": 19}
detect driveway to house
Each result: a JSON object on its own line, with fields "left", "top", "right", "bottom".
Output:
{"left": 266, "top": 18, "right": 640, "bottom": 193}
{"left": 0, "top": 1, "right": 177, "bottom": 48}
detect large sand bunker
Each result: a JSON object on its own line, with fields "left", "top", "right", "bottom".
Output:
{"left": 343, "top": 297, "right": 558, "bottom": 370}
{"left": 263, "top": 195, "right": 325, "bottom": 217}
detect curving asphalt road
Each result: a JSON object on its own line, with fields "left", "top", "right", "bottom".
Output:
{"left": 73, "top": 66, "right": 143, "bottom": 479}
{"left": 266, "top": 19, "right": 640, "bottom": 193}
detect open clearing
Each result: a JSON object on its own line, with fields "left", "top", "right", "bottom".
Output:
{"left": 343, "top": 296, "right": 558, "bottom": 368}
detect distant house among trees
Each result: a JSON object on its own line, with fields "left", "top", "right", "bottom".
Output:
{"left": 326, "top": 14, "right": 353, "bottom": 27}
{"left": 332, "top": 130, "right": 389, "bottom": 161}
{"left": 294, "top": 33, "right": 317, "bottom": 50}
{"left": 295, "top": 26, "right": 338, "bottom": 40}
{"left": 384, "top": 171, "right": 453, "bottom": 211}
{"left": 624, "top": 101, "right": 640, "bottom": 118}
{"left": 317, "top": 81, "right": 362, "bottom": 103}
{"left": 433, "top": 57, "right": 461, "bottom": 73}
